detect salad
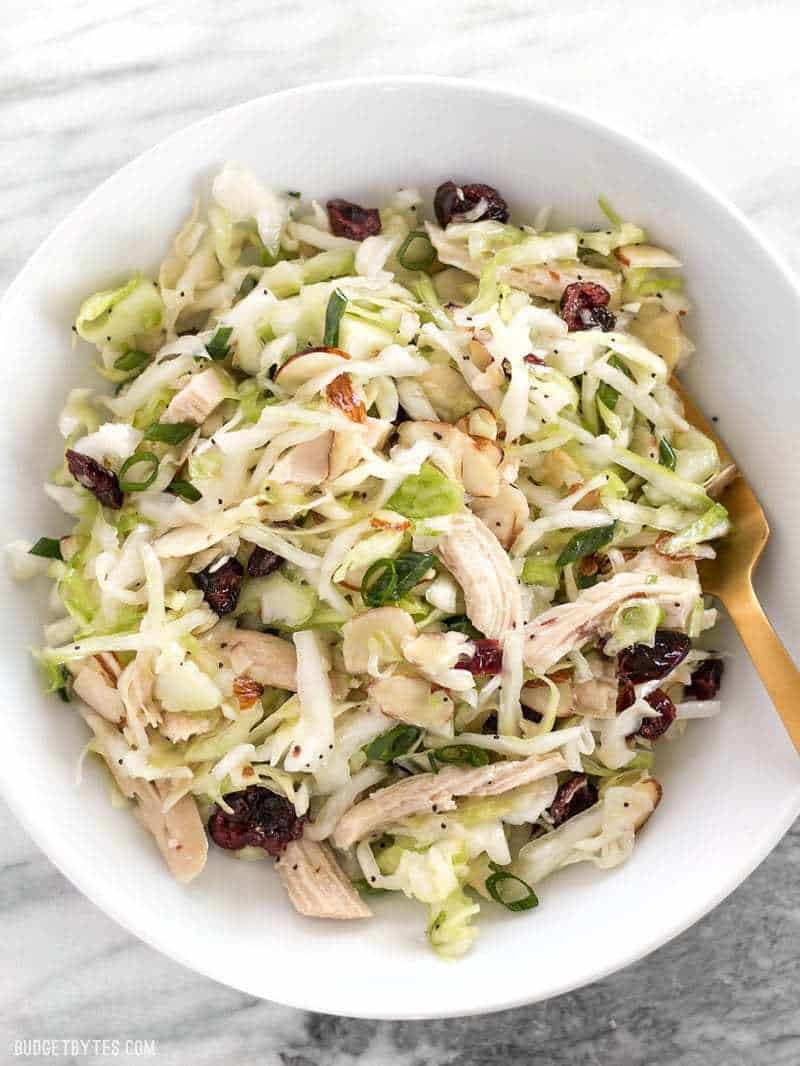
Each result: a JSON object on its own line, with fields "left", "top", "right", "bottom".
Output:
{"left": 8, "top": 168, "right": 731, "bottom": 958}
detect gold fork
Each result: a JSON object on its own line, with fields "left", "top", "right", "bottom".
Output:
{"left": 671, "top": 378, "right": 800, "bottom": 751}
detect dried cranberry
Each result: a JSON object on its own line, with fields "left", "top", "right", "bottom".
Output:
{"left": 433, "top": 181, "right": 509, "bottom": 228}
{"left": 684, "top": 657, "right": 724, "bottom": 701}
{"left": 326, "top": 198, "right": 381, "bottom": 240}
{"left": 246, "top": 545, "right": 283, "bottom": 578}
{"left": 636, "top": 688, "right": 677, "bottom": 740}
{"left": 559, "top": 282, "right": 616, "bottom": 332}
{"left": 65, "top": 450, "right": 123, "bottom": 510}
{"left": 549, "top": 774, "right": 598, "bottom": 827}
{"left": 617, "top": 630, "right": 691, "bottom": 684}
{"left": 208, "top": 786, "right": 304, "bottom": 856}
{"left": 194, "top": 556, "right": 244, "bottom": 615}
{"left": 616, "top": 676, "right": 635, "bottom": 713}
{"left": 458, "top": 639, "right": 503, "bottom": 675}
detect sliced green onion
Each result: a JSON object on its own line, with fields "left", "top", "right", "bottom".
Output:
{"left": 206, "top": 325, "right": 233, "bottom": 361}
{"left": 598, "top": 195, "right": 623, "bottom": 227}
{"left": 365, "top": 724, "right": 422, "bottom": 763}
{"left": 167, "top": 478, "right": 202, "bottom": 502}
{"left": 521, "top": 556, "right": 561, "bottom": 588}
{"left": 361, "top": 558, "right": 398, "bottom": 607}
{"left": 236, "top": 275, "right": 258, "bottom": 301}
{"left": 596, "top": 354, "right": 632, "bottom": 412}
{"left": 352, "top": 878, "right": 389, "bottom": 896}
{"left": 556, "top": 523, "right": 616, "bottom": 567}
{"left": 143, "top": 421, "right": 196, "bottom": 445}
{"left": 118, "top": 452, "right": 159, "bottom": 492}
{"left": 429, "top": 745, "right": 490, "bottom": 771}
{"left": 394, "top": 551, "right": 436, "bottom": 593}
{"left": 397, "top": 230, "right": 436, "bottom": 272}
{"left": 323, "top": 288, "right": 347, "bottom": 347}
{"left": 445, "top": 614, "right": 482, "bottom": 639}
{"left": 485, "top": 863, "right": 539, "bottom": 912}
{"left": 29, "top": 537, "right": 63, "bottom": 561}
{"left": 577, "top": 571, "right": 600, "bottom": 590}
{"left": 113, "top": 349, "right": 152, "bottom": 375}
{"left": 658, "top": 437, "right": 677, "bottom": 470}
{"left": 361, "top": 552, "right": 436, "bottom": 607}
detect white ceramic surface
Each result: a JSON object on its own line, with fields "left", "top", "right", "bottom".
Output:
{"left": 1, "top": 76, "right": 799, "bottom": 1020}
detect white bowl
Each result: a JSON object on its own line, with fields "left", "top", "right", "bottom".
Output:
{"left": 1, "top": 76, "right": 799, "bottom": 1020}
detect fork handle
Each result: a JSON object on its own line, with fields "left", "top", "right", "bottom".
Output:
{"left": 724, "top": 584, "right": 800, "bottom": 752}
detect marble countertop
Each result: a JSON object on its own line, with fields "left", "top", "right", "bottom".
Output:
{"left": 2, "top": 1, "right": 799, "bottom": 1062}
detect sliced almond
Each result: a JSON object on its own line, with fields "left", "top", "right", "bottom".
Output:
{"left": 326, "top": 373, "right": 367, "bottom": 423}
{"left": 274, "top": 347, "right": 350, "bottom": 389}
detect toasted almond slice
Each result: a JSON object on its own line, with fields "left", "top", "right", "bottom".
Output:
{"left": 227, "top": 629, "right": 298, "bottom": 691}
{"left": 342, "top": 607, "right": 418, "bottom": 674}
{"left": 274, "top": 347, "right": 350, "bottom": 389}
{"left": 369, "top": 675, "right": 454, "bottom": 732}
{"left": 326, "top": 373, "right": 367, "bottom": 423}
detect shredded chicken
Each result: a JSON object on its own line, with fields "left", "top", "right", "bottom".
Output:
{"left": 277, "top": 838, "right": 371, "bottom": 918}
{"left": 270, "top": 432, "right": 332, "bottom": 485}
{"left": 82, "top": 710, "right": 207, "bottom": 883}
{"left": 436, "top": 512, "right": 522, "bottom": 639}
{"left": 72, "top": 659, "right": 125, "bottom": 724}
{"left": 160, "top": 713, "right": 212, "bottom": 742}
{"left": 333, "top": 752, "right": 566, "bottom": 849}
{"left": 524, "top": 570, "right": 700, "bottom": 674}
{"left": 163, "top": 368, "right": 226, "bottom": 425}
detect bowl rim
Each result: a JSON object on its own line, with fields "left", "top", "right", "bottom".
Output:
{"left": 2, "top": 74, "right": 799, "bottom": 1019}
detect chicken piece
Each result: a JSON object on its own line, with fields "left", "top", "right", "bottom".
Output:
{"left": 82, "top": 710, "right": 207, "bottom": 883}
{"left": 328, "top": 417, "right": 395, "bottom": 482}
{"left": 277, "top": 838, "right": 371, "bottom": 919}
{"left": 341, "top": 607, "right": 418, "bottom": 674}
{"left": 163, "top": 368, "right": 227, "bottom": 425}
{"left": 333, "top": 752, "right": 566, "bottom": 849}
{"left": 160, "top": 713, "right": 212, "bottom": 742}
{"left": 226, "top": 629, "right": 298, "bottom": 691}
{"left": 270, "top": 432, "right": 332, "bottom": 485}
{"left": 426, "top": 223, "right": 622, "bottom": 304}
{"left": 396, "top": 421, "right": 502, "bottom": 498}
{"left": 524, "top": 570, "right": 700, "bottom": 674}
{"left": 72, "top": 659, "right": 125, "bottom": 724}
{"left": 368, "top": 675, "right": 454, "bottom": 732}
{"left": 436, "top": 512, "right": 522, "bottom": 639}
{"left": 470, "top": 481, "right": 528, "bottom": 549}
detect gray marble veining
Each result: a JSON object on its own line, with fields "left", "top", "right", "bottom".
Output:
{"left": 1, "top": 1, "right": 799, "bottom": 1063}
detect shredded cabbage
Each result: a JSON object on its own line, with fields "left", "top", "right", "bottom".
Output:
{"left": 9, "top": 167, "right": 729, "bottom": 958}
